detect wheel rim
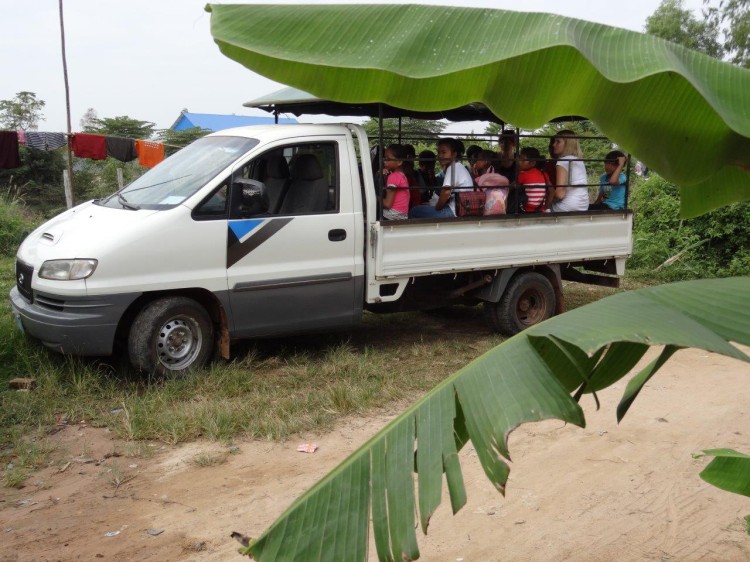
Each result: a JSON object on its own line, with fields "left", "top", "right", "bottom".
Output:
{"left": 516, "top": 286, "right": 549, "bottom": 326}
{"left": 156, "top": 315, "right": 203, "bottom": 371}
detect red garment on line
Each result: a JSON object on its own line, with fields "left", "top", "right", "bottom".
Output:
{"left": 72, "top": 133, "right": 107, "bottom": 160}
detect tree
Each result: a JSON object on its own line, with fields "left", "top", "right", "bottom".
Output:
{"left": 704, "top": 0, "right": 750, "bottom": 68}
{"left": 83, "top": 115, "right": 155, "bottom": 139}
{"left": 646, "top": 0, "right": 750, "bottom": 68}
{"left": 645, "top": 0, "right": 724, "bottom": 57}
{"left": 0, "top": 91, "right": 46, "bottom": 130}
{"left": 362, "top": 117, "right": 446, "bottom": 146}
{"left": 156, "top": 127, "right": 211, "bottom": 157}
{"left": 79, "top": 107, "right": 98, "bottom": 131}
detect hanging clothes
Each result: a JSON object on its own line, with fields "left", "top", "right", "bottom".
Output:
{"left": 135, "top": 140, "right": 165, "bottom": 168}
{"left": 106, "top": 136, "right": 137, "bottom": 162}
{"left": 0, "top": 131, "right": 21, "bottom": 169}
{"left": 25, "top": 131, "right": 67, "bottom": 151}
{"left": 16, "top": 130, "right": 26, "bottom": 145}
{"left": 72, "top": 133, "right": 107, "bottom": 160}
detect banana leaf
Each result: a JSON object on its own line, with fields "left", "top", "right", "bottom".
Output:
{"left": 231, "top": 277, "right": 750, "bottom": 561}
{"left": 696, "top": 448, "right": 750, "bottom": 534}
{"left": 205, "top": 3, "right": 750, "bottom": 218}
{"left": 697, "top": 449, "right": 750, "bottom": 499}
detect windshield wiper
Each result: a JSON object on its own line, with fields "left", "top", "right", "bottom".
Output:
{"left": 118, "top": 192, "right": 140, "bottom": 211}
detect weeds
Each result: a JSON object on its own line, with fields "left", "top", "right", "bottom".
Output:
{"left": 103, "top": 461, "right": 136, "bottom": 497}
{"left": 190, "top": 451, "right": 229, "bottom": 468}
{"left": 3, "top": 466, "right": 27, "bottom": 488}
{"left": 1, "top": 433, "right": 56, "bottom": 489}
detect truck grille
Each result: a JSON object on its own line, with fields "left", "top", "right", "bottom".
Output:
{"left": 15, "top": 260, "right": 33, "bottom": 303}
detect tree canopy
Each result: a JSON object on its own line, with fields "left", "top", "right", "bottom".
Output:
{"left": 645, "top": 0, "right": 723, "bottom": 57}
{"left": 83, "top": 115, "right": 155, "bottom": 139}
{"left": 0, "top": 91, "right": 45, "bottom": 130}
{"left": 646, "top": 0, "right": 750, "bottom": 68}
{"left": 703, "top": 0, "right": 750, "bottom": 68}
{"left": 156, "top": 127, "right": 212, "bottom": 157}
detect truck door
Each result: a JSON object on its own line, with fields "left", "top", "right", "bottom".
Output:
{"left": 226, "top": 137, "right": 362, "bottom": 337}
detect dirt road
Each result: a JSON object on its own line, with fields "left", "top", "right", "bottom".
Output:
{"left": 1, "top": 346, "right": 748, "bottom": 561}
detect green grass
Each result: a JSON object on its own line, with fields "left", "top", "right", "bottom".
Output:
{"left": 1, "top": 253, "right": 634, "bottom": 487}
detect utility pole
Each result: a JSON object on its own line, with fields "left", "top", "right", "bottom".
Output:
{"left": 59, "top": 0, "right": 75, "bottom": 208}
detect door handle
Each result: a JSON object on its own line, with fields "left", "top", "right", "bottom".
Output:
{"left": 328, "top": 229, "right": 347, "bottom": 242}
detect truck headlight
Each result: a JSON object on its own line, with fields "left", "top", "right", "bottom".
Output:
{"left": 39, "top": 259, "right": 98, "bottom": 280}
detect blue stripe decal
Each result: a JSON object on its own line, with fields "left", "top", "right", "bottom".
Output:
{"left": 229, "top": 219, "right": 265, "bottom": 242}
{"left": 226, "top": 217, "right": 294, "bottom": 268}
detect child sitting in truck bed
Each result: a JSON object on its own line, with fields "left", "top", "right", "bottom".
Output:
{"left": 381, "top": 144, "right": 411, "bottom": 220}
{"left": 589, "top": 150, "right": 627, "bottom": 210}
{"left": 471, "top": 149, "right": 496, "bottom": 181}
{"left": 409, "top": 138, "right": 473, "bottom": 218}
{"left": 517, "top": 147, "right": 549, "bottom": 212}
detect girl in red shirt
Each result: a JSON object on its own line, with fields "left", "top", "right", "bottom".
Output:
{"left": 518, "top": 147, "right": 549, "bottom": 212}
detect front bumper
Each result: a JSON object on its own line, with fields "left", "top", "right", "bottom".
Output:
{"left": 9, "top": 286, "right": 140, "bottom": 356}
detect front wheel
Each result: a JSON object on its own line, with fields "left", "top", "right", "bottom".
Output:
{"left": 128, "top": 296, "right": 214, "bottom": 376}
{"left": 483, "top": 272, "right": 556, "bottom": 336}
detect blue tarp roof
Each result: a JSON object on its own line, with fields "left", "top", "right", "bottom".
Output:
{"left": 170, "top": 112, "right": 296, "bottom": 131}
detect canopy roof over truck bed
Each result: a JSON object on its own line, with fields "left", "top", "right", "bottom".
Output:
{"left": 245, "top": 86, "right": 586, "bottom": 124}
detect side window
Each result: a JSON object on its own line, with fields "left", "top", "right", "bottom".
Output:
{"left": 192, "top": 181, "right": 229, "bottom": 220}
{"left": 230, "top": 142, "right": 338, "bottom": 219}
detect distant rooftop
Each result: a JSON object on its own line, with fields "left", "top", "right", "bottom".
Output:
{"left": 170, "top": 111, "right": 296, "bottom": 132}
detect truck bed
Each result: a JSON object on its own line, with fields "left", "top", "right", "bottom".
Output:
{"left": 372, "top": 211, "right": 632, "bottom": 278}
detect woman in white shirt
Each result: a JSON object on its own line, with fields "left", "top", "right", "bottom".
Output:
{"left": 549, "top": 130, "right": 589, "bottom": 212}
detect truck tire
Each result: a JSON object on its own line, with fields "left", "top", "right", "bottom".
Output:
{"left": 128, "top": 296, "right": 213, "bottom": 376}
{"left": 483, "top": 272, "right": 555, "bottom": 336}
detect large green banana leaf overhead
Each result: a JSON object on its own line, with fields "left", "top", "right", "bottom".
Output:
{"left": 226, "top": 278, "right": 750, "bottom": 561}
{"left": 206, "top": 3, "right": 750, "bottom": 217}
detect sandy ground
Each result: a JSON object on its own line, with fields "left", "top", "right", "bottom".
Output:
{"left": 1, "top": 346, "right": 749, "bottom": 562}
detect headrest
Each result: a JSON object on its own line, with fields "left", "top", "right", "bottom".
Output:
{"left": 292, "top": 153, "right": 324, "bottom": 180}
{"left": 266, "top": 155, "right": 289, "bottom": 179}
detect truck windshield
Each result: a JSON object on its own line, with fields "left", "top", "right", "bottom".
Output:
{"left": 98, "top": 136, "right": 258, "bottom": 210}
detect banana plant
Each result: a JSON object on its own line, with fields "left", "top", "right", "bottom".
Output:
{"left": 203, "top": 4, "right": 750, "bottom": 559}
{"left": 205, "top": 3, "right": 750, "bottom": 217}
{"left": 226, "top": 278, "right": 750, "bottom": 561}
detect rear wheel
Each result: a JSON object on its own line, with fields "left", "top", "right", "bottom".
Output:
{"left": 483, "top": 272, "right": 556, "bottom": 336}
{"left": 128, "top": 296, "right": 213, "bottom": 376}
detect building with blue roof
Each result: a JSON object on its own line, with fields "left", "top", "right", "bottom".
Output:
{"left": 170, "top": 111, "right": 296, "bottom": 132}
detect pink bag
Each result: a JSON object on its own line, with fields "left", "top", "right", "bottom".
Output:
{"left": 484, "top": 188, "right": 508, "bottom": 215}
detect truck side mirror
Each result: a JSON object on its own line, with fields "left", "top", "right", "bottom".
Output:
{"left": 232, "top": 178, "right": 269, "bottom": 217}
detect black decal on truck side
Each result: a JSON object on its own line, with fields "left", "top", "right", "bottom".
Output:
{"left": 226, "top": 218, "right": 293, "bottom": 268}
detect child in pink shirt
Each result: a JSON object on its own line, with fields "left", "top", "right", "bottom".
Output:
{"left": 382, "top": 144, "right": 411, "bottom": 220}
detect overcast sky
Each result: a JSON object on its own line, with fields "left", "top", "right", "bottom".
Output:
{"left": 2, "top": 0, "right": 706, "bottom": 132}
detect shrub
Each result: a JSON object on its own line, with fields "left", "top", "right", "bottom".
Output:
{"left": 0, "top": 200, "right": 39, "bottom": 257}
{"left": 629, "top": 175, "right": 750, "bottom": 280}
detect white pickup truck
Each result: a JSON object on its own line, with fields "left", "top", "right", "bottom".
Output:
{"left": 10, "top": 123, "right": 632, "bottom": 374}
